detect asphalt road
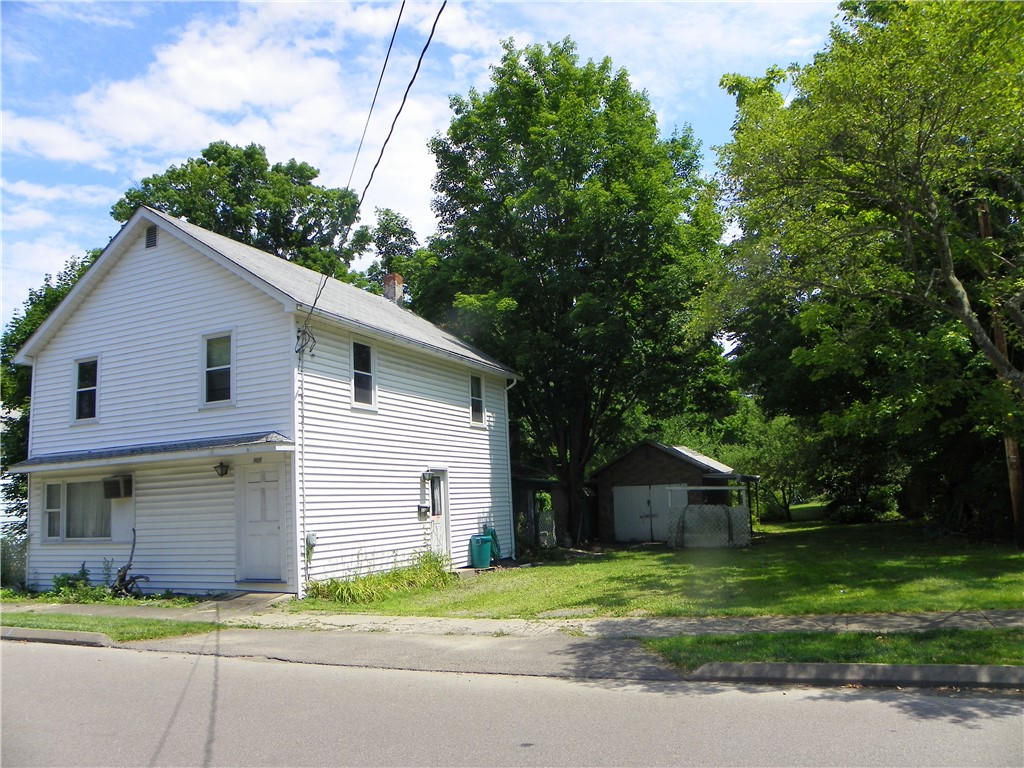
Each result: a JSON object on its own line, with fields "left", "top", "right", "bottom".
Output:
{"left": 3, "top": 642, "right": 1022, "bottom": 767}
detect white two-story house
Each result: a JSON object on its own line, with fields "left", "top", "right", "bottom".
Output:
{"left": 13, "top": 206, "right": 518, "bottom": 595}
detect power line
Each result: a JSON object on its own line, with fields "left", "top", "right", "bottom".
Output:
{"left": 357, "top": 0, "right": 447, "bottom": 211}
{"left": 347, "top": 1, "right": 406, "bottom": 191}
{"left": 297, "top": 0, "right": 447, "bottom": 354}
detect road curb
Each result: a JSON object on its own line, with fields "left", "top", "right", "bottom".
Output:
{"left": 2, "top": 626, "right": 111, "bottom": 647}
{"left": 688, "top": 661, "right": 1024, "bottom": 689}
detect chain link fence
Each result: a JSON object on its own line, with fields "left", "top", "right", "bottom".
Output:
{"left": 666, "top": 505, "right": 751, "bottom": 548}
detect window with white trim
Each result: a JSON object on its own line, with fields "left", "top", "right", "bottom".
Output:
{"left": 352, "top": 341, "right": 375, "bottom": 406}
{"left": 204, "top": 334, "right": 232, "bottom": 403}
{"left": 45, "top": 483, "right": 62, "bottom": 538}
{"left": 44, "top": 480, "right": 111, "bottom": 540}
{"left": 75, "top": 359, "right": 98, "bottom": 420}
{"left": 470, "top": 374, "right": 485, "bottom": 425}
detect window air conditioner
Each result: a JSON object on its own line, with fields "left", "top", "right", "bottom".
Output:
{"left": 103, "top": 475, "right": 133, "bottom": 499}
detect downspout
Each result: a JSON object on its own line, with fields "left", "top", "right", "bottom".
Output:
{"left": 293, "top": 314, "right": 308, "bottom": 596}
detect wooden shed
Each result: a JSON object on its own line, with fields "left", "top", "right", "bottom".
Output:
{"left": 591, "top": 442, "right": 756, "bottom": 547}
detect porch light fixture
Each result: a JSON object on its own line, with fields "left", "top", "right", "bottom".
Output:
{"left": 421, "top": 471, "right": 434, "bottom": 482}
{"left": 214, "top": 461, "right": 230, "bottom": 477}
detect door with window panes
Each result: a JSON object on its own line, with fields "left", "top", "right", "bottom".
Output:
{"left": 428, "top": 471, "right": 450, "bottom": 559}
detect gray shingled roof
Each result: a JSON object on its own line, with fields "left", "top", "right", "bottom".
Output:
{"left": 146, "top": 207, "right": 516, "bottom": 377}
{"left": 12, "top": 431, "right": 293, "bottom": 471}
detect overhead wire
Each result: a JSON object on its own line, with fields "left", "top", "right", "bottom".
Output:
{"left": 297, "top": 0, "right": 446, "bottom": 354}
{"left": 357, "top": 0, "right": 447, "bottom": 210}
{"left": 347, "top": 1, "right": 406, "bottom": 191}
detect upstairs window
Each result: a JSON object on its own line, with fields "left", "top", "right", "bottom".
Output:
{"left": 205, "top": 334, "right": 232, "bottom": 403}
{"left": 75, "top": 359, "right": 98, "bottom": 420}
{"left": 470, "top": 375, "right": 484, "bottom": 425}
{"left": 352, "top": 341, "right": 375, "bottom": 406}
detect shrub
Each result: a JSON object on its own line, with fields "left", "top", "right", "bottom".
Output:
{"left": 50, "top": 584, "right": 111, "bottom": 603}
{"left": 0, "top": 535, "right": 26, "bottom": 589}
{"left": 52, "top": 562, "right": 91, "bottom": 591}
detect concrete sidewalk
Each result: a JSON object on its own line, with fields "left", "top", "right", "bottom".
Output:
{"left": 3, "top": 596, "right": 1022, "bottom": 689}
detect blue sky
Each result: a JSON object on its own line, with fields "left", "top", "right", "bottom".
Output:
{"left": 1, "top": 0, "right": 840, "bottom": 328}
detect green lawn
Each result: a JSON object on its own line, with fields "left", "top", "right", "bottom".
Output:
{"left": 0, "top": 612, "right": 222, "bottom": 642}
{"left": 645, "top": 628, "right": 1024, "bottom": 673}
{"left": 295, "top": 520, "right": 1024, "bottom": 618}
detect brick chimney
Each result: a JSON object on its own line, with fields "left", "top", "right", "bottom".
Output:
{"left": 383, "top": 273, "right": 404, "bottom": 304}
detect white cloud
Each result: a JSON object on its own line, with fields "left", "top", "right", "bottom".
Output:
{"left": 0, "top": 112, "right": 113, "bottom": 166}
{"left": 2, "top": 205, "right": 54, "bottom": 231}
{"left": 29, "top": 1, "right": 138, "bottom": 28}
{"left": 1, "top": 0, "right": 840, "bottom": 328}
{"left": 1, "top": 231, "right": 107, "bottom": 324}
{"left": 1, "top": 179, "right": 121, "bottom": 206}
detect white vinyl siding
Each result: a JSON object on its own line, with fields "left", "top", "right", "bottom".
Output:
{"left": 295, "top": 320, "right": 513, "bottom": 579}
{"left": 25, "top": 459, "right": 296, "bottom": 594}
{"left": 26, "top": 232, "right": 294, "bottom": 456}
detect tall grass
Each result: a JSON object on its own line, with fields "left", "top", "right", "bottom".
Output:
{"left": 305, "top": 551, "right": 457, "bottom": 604}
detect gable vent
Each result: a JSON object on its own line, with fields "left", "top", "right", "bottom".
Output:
{"left": 145, "top": 225, "right": 158, "bottom": 248}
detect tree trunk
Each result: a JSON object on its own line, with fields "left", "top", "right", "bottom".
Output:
{"left": 994, "top": 320, "right": 1024, "bottom": 548}
{"left": 979, "top": 205, "right": 1023, "bottom": 548}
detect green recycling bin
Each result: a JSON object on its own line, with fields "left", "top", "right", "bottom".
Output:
{"left": 470, "top": 535, "right": 493, "bottom": 568}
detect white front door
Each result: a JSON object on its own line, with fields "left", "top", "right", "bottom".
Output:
{"left": 239, "top": 465, "right": 283, "bottom": 581}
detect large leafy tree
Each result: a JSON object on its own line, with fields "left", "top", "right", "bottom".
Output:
{"left": 421, "top": 39, "right": 723, "bottom": 543}
{"left": 1, "top": 254, "right": 98, "bottom": 537}
{"left": 111, "top": 141, "right": 369, "bottom": 276}
{"left": 718, "top": 2, "right": 1024, "bottom": 543}
{"left": 362, "top": 208, "right": 439, "bottom": 305}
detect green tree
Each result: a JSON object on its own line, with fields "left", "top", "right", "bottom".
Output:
{"left": 718, "top": 1, "right": 1024, "bottom": 542}
{"left": 111, "top": 141, "right": 369, "bottom": 276}
{"left": 362, "top": 208, "right": 438, "bottom": 305}
{"left": 422, "top": 38, "right": 723, "bottom": 543}
{"left": 1, "top": 254, "right": 98, "bottom": 537}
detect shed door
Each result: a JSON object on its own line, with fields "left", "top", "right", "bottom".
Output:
{"left": 613, "top": 485, "right": 676, "bottom": 542}
{"left": 239, "top": 466, "right": 283, "bottom": 581}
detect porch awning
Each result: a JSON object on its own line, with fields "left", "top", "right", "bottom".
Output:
{"left": 11, "top": 431, "right": 294, "bottom": 473}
